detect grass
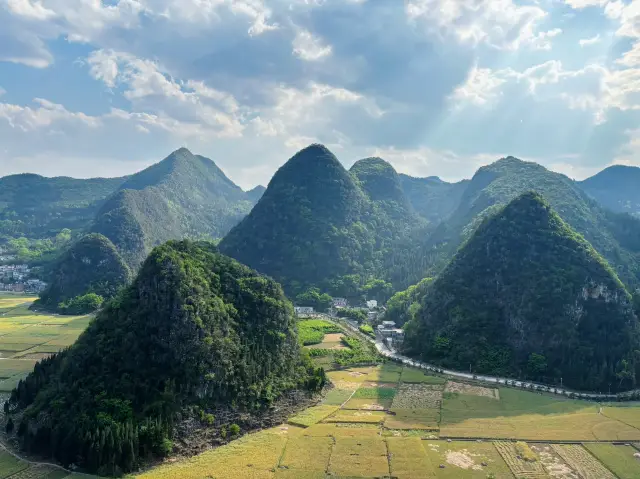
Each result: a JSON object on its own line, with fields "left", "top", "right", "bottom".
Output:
{"left": 288, "top": 405, "right": 340, "bottom": 427}
{"left": 552, "top": 444, "right": 616, "bottom": 479}
{"left": 602, "top": 406, "right": 640, "bottom": 429}
{"left": 328, "top": 437, "right": 389, "bottom": 477}
{"left": 320, "top": 388, "right": 353, "bottom": 406}
{"left": 584, "top": 443, "right": 640, "bottom": 479}
{"left": 0, "top": 359, "right": 37, "bottom": 378}
{"left": 0, "top": 451, "right": 29, "bottom": 478}
{"left": 387, "top": 436, "right": 436, "bottom": 478}
{"left": 0, "top": 374, "right": 28, "bottom": 392}
{"left": 422, "top": 441, "right": 513, "bottom": 478}
{"left": 279, "top": 436, "right": 332, "bottom": 473}
{"left": 298, "top": 319, "right": 341, "bottom": 346}
{"left": 401, "top": 367, "right": 447, "bottom": 385}
{"left": 352, "top": 386, "right": 396, "bottom": 400}
{"left": 136, "top": 428, "right": 288, "bottom": 479}
{"left": 368, "top": 363, "right": 402, "bottom": 383}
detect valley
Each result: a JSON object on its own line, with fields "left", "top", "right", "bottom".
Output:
{"left": 0, "top": 145, "right": 640, "bottom": 478}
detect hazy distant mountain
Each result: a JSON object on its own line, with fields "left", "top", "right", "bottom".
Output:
{"left": 11, "top": 240, "right": 322, "bottom": 474}
{"left": 219, "top": 145, "right": 423, "bottom": 295}
{"left": 399, "top": 174, "right": 470, "bottom": 223}
{"left": 0, "top": 174, "right": 125, "bottom": 239}
{"left": 579, "top": 165, "right": 640, "bottom": 217}
{"left": 398, "top": 156, "right": 640, "bottom": 289}
{"left": 404, "top": 192, "right": 639, "bottom": 392}
{"left": 91, "top": 147, "right": 259, "bottom": 267}
{"left": 246, "top": 185, "right": 266, "bottom": 203}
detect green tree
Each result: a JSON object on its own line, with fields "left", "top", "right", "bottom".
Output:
{"left": 295, "top": 288, "right": 332, "bottom": 312}
{"left": 527, "top": 353, "right": 547, "bottom": 378}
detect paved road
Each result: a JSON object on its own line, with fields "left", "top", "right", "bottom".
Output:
{"left": 332, "top": 316, "right": 616, "bottom": 401}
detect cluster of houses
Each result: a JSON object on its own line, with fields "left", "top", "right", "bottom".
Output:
{"left": 294, "top": 297, "right": 381, "bottom": 318}
{"left": 0, "top": 264, "right": 47, "bottom": 293}
{"left": 376, "top": 320, "right": 405, "bottom": 348}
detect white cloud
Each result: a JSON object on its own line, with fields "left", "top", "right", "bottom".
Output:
{"left": 579, "top": 34, "right": 601, "bottom": 46}
{"left": 613, "top": 128, "right": 640, "bottom": 166}
{"left": 450, "top": 65, "right": 507, "bottom": 106}
{"left": 370, "top": 145, "right": 498, "bottom": 180}
{"left": 0, "top": 98, "right": 100, "bottom": 131}
{"left": 531, "top": 28, "right": 562, "bottom": 51}
{"left": 617, "top": 40, "right": 640, "bottom": 67}
{"left": 292, "top": 29, "right": 332, "bottom": 61}
{"left": 87, "top": 49, "right": 245, "bottom": 138}
{"left": 406, "top": 0, "right": 548, "bottom": 50}
{"left": 563, "top": 0, "right": 609, "bottom": 8}
{"left": 6, "top": 0, "right": 55, "bottom": 20}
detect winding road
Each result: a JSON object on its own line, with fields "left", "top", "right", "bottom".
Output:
{"left": 332, "top": 315, "right": 618, "bottom": 401}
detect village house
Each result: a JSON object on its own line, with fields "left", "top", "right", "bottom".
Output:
{"left": 294, "top": 306, "right": 314, "bottom": 316}
{"left": 332, "top": 297, "right": 348, "bottom": 308}
{"left": 366, "top": 299, "right": 378, "bottom": 309}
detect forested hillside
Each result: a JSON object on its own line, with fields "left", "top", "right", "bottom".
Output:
{"left": 219, "top": 145, "right": 422, "bottom": 297}
{"left": 579, "top": 165, "right": 640, "bottom": 217}
{"left": 0, "top": 174, "right": 125, "bottom": 240}
{"left": 7, "top": 241, "right": 323, "bottom": 475}
{"left": 391, "top": 157, "right": 640, "bottom": 289}
{"left": 35, "top": 233, "right": 131, "bottom": 313}
{"left": 399, "top": 174, "right": 469, "bottom": 223}
{"left": 403, "top": 192, "right": 640, "bottom": 392}
{"left": 90, "top": 148, "right": 259, "bottom": 268}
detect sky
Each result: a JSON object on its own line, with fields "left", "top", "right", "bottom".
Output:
{"left": 1, "top": 0, "right": 640, "bottom": 189}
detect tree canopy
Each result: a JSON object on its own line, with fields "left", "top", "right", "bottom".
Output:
{"left": 403, "top": 192, "right": 640, "bottom": 392}
{"left": 8, "top": 241, "right": 322, "bottom": 475}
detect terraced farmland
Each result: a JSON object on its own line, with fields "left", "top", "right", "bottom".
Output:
{"left": 0, "top": 294, "right": 91, "bottom": 390}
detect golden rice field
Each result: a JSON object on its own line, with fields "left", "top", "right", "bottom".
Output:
{"left": 0, "top": 294, "right": 92, "bottom": 391}
{"left": 135, "top": 363, "right": 640, "bottom": 478}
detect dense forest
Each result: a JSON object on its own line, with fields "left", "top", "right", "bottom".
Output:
{"left": 219, "top": 145, "right": 423, "bottom": 298}
{"left": 7, "top": 241, "right": 323, "bottom": 475}
{"left": 403, "top": 192, "right": 640, "bottom": 392}
{"left": 0, "top": 174, "right": 125, "bottom": 240}
{"left": 35, "top": 233, "right": 131, "bottom": 313}
{"left": 579, "top": 165, "right": 640, "bottom": 217}
{"left": 389, "top": 156, "right": 640, "bottom": 290}
{"left": 399, "top": 174, "right": 469, "bottom": 224}
{"left": 90, "top": 148, "right": 262, "bottom": 268}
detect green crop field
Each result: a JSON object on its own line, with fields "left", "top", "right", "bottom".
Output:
{"left": 584, "top": 443, "right": 640, "bottom": 479}
{"left": 0, "top": 300, "right": 92, "bottom": 394}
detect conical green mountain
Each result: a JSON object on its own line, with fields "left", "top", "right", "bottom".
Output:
{"left": 8, "top": 241, "right": 322, "bottom": 475}
{"left": 399, "top": 156, "right": 640, "bottom": 289}
{"left": 219, "top": 145, "right": 420, "bottom": 295}
{"left": 36, "top": 233, "right": 131, "bottom": 311}
{"left": 91, "top": 147, "right": 259, "bottom": 267}
{"left": 580, "top": 165, "right": 640, "bottom": 217}
{"left": 404, "top": 192, "right": 639, "bottom": 392}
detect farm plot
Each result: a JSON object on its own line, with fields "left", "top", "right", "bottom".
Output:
{"left": 321, "top": 388, "right": 353, "bottom": 406}
{"left": 423, "top": 441, "right": 514, "bottom": 478}
{"left": 325, "top": 410, "right": 388, "bottom": 424}
{"left": 602, "top": 406, "right": 640, "bottom": 429}
{"left": 551, "top": 444, "right": 615, "bottom": 479}
{"left": 529, "top": 444, "right": 579, "bottom": 478}
{"left": 387, "top": 436, "right": 436, "bottom": 478}
{"left": 6, "top": 465, "right": 69, "bottom": 479}
{"left": 0, "top": 359, "right": 37, "bottom": 378}
{"left": 306, "top": 332, "right": 347, "bottom": 350}
{"left": 298, "top": 319, "right": 341, "bottom": 346}
{"left": 0, "top": 295, "right": 34, "bottom": 314}
{"left": 385, "top": 408, "right": 440, "bottom": 430}
{"left": 494, "top": 441, "right": 547, "bottom": 478}
{"left": 302, "top": 423, "right": 382, "bottom": 438}
{"left": 288, "top": 405, "right": 339, "bottom": 427}
{"left": 392, "top": 384, "right": 443, "bottom": 409}
{"left": 584, "top": 443, "right": 640, "bottom": 479}
{"left": 400, "top": 367, "right": 447, "bottom": 385}
{"left": 0, "top": 451, "right": 29, "bottom": 478}
{"left": 136, "top": 428, "right": 289, "bottom": 479}
{"left": 352, "top": 385, "right": 396, "bottom": 400}
{"left": 328, "top": 437, "right": 389, "bottom": 477}
{"left": 445, "top": 381, "right": 500, "bottom": 399}
{"left": 368, "top": 363, "right": 402, "bottom": 383}
{"left": 278, "top": 436, "right": 332, "bottom": 474}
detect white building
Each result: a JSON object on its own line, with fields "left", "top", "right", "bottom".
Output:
{"left": 294, "top": 306, "right": 314, "bottom": 315}
{"left": 367, "top": 311, "right": 378, "bottom": 321}
{"left": 366, "top": 300, "right": 378, "bottom": 309}
{"left": 382, "top": 320, "right": 396, "bottom": 328}
{"left": 333, "top": 298, "right": 348, "bottom": 308}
